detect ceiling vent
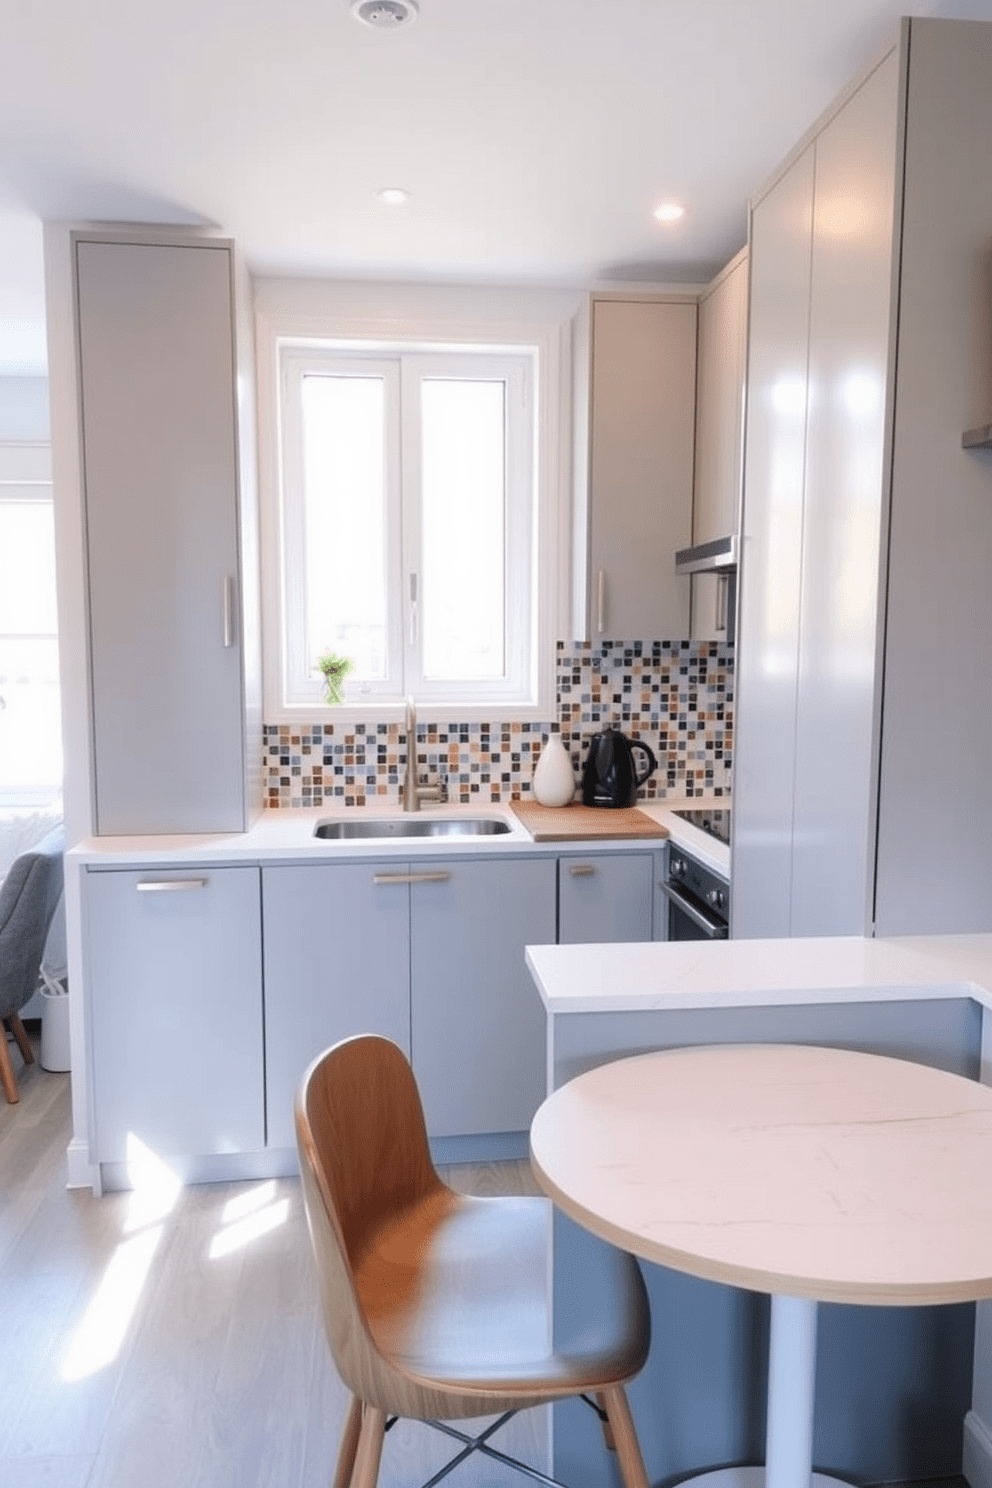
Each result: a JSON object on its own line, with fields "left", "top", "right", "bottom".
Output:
{"left": 350, "top": 0, "right": 419, "bottom": 27}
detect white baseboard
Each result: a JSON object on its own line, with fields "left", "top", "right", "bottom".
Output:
{"left": 964, "top": 1410, "right": 992, "bottom": 1488}
{"left": 65, "top": 1136, "right": 98, "bottom": 1193}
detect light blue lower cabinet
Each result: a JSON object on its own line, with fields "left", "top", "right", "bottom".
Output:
{"left": 85, "top": 865, "right": 265, "bottom": 1171}
{"left": 410, "top": 855, "right": 557, "bottom": 1141}
{"left": 263, "top": 855, "right": 558, "bottom": 1152}
{"left": 261, "top": 861, "right": 413, "bottom": 1150}
{"left": 558, "top": 850, "right": 656, "bottom": 944}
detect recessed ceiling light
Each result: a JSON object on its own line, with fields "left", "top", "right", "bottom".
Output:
{"left": 374, "top": 186, "right": 410, "bottom": 206}
{"left": 653, "top": 202, "right": 686, "bottom": 224}
{"left": 350, "top": 0, "right": 419, "bottom": 28}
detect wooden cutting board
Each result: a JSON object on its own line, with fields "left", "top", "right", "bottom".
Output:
{"left": 510, "top": 799, "right": 669, "bottom": 842}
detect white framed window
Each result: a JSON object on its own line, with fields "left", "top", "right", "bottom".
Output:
{"left": 259, "top": 312, "right": 564, "bottom": 723}
{"left": 0, "top": 467, "right": 63, "bottom": 806}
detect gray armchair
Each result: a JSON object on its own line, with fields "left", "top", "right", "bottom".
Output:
{"left": 0, "top": 825, "right": 64, "bottom": 1103}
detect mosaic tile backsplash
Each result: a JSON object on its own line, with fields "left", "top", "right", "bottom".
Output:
{"left": 264, "top": 639, "right": 733, "bottom": 809}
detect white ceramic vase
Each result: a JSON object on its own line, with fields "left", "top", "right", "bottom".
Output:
{"left": 532, "top": 733, "right": 575, "bottom": 808}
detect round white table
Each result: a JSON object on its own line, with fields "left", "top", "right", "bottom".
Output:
{"left": 529, "top": 1043, "right": 992, "bottom": 1488}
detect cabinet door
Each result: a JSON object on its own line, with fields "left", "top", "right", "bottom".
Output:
{"left": 586, "top": 298, "right": 696, "bottom": 641}
{"left": 692, "top": 252, "right": 748, "bottom": 641}
{"left": 410, "top": 857, "right": 556, "bottom": 1139}
{"left": 75, "top": 237, "right": 247, "bottom": 834}
{"left": 693, "top": 253, "right": 748, "bottom": 545}
{"left": 732, "top": 147, "right": 815, "bottom": 939}
{"left": 261, "top": 863, "right": 412, "bottom": 1150}
{"left": 789, "top": 53, "right": 898, "bottom": 937}
{"left": 86, "top": 866, "right": 264, "bottom": 1166}
{"left": 558, "top": 853, "right": 654, "bottom": 943}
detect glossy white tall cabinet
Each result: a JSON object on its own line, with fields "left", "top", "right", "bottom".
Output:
{"left": 734, "top": 17, "right": 992, "bottom": 941}
{"left": 73, "top": 233, "right": 260, "bottom": 835}
{"left": 734, "top": 47, "right": 899, "bottom": 939}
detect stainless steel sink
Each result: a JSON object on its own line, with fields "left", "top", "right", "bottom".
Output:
{"left": 314, "top": 817, "right": 512, "bottom": 840}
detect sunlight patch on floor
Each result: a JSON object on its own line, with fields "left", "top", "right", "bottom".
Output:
{"left": 209, "top": 1182, "right": 290, "bottom": 1260}
{"left": 60, "top": 1133, "right": 181, "bottom": 1381}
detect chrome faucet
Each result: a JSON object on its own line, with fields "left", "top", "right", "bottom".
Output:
{"left": 403, "top": 696, "right": 445, "bottom": 812}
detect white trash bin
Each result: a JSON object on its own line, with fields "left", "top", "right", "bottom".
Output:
{"left": 40, "top": 983, "right": 71, "bottom": 1072}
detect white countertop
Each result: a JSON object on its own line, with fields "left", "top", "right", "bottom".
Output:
{"left": 525, "top": 933, "right": 992, "bottom": 1016}
{"left": 66, "top": 797, "right": 725, "bottom": 867}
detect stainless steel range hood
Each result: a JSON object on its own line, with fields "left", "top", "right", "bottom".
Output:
{"left": 674, "top": 534, "right": 739, "bottom": 574}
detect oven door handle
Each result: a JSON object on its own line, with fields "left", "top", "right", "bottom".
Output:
{"left": 659, "top": 881, "right": 729, "bottom": 939}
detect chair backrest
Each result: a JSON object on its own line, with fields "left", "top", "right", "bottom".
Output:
{"left": 0, "top": 825, "right": 64, "bottom": 1019}
{"left": 295, "top": 1035, "right": 446, "bottom": 1412}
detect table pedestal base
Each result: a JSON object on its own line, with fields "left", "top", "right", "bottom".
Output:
{"left": 673, "top": 1297, "right": 848, "bottom": 1488}
{"left": 679, "top": 1468, "right": 848, "bottom": 1488}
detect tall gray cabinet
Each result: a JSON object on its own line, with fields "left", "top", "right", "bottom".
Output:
{"left": 73, "top": 232, "right": 261, "bottom": 835}
{"left": 733, "top": 17, "right": 992, "bottom": 939}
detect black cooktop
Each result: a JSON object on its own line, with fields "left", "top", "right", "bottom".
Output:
{"left": 671, "top": 807, "right": 731, "bottom": 846}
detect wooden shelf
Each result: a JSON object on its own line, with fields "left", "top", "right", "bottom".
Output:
{"left": 962, "top": 423, "right": 992, "bottom": 449}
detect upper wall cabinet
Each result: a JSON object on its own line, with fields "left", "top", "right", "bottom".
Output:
{"left": 734, "top": 17, "right": 992, "bottom": 940}
{"left": 690, "top": 250, "right": 748, "bottom": 641}
{"left": 73, "top": 233, "right": 261, "bottom": 835}
{"left": 572, "top": 294, "right": 696, "bottom": 642}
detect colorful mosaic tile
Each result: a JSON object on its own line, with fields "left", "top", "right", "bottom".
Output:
{"left": 263, "top": 639, "right": 733, "bottom": 808}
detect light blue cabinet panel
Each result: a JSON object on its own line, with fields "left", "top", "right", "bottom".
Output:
{"left": 261, "top": 863, "right": 412, "bottom": 1150}
{"left": 558, "top": 851, "right": 655, "bottom": 944}
{"left": 85, "top": 866, "right": 264, "bottom": 1166}
{"left": 410, "top": 856, "right": 556, "bottom": 1138}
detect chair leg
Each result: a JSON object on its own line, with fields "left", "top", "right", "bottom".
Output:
{"left": 9, "top": 1014, "right": 34, "bottom": 1066}
{"left": 599, "top": 1385, "right": 650, "bottom": 1488}
{"left": 0, "top": 1023, "right": 20, "bottom": 1103}
{"left": 349, "top": 1404, "right": 386, "bottom": 1488}
{"left": 333, "top": 1395, "right": 364, "bottom": 1488}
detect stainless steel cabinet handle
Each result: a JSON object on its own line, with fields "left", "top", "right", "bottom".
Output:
{"left": 568, "top": 864, "right": 596, "bottom": 877}
{"left": 372, "top": 871, "right": 451, "bottom": 885}
{"left": 658, "top": 882, "right": 728, "bottom": 939}
{"left": 223, "top": 576, "right": 236, "bottom": 648}
{"left": 596, "top": 569, "right": 606, "bottom": 635}
{"left": 136, "top": 878, "right": 208, "bottom": 892}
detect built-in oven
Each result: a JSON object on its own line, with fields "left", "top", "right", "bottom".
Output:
{"left": 661, "top": 808, "right": 731, "bottom": 941}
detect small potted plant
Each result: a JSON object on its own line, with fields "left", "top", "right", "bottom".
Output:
{"left": 315, "top": 651, "right": 354, "bottom": 705}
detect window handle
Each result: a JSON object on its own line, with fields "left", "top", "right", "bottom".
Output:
{"left": 409, "top": 572, "right": 419, "bottom": 646}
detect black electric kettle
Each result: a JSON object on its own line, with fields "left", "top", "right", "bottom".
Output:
{"left": 581, "top": 727, "right": 658, "bottom": 808}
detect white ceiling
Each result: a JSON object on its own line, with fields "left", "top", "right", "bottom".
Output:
{"left": 1, "top": 0, "right": 990, "bottom": 376}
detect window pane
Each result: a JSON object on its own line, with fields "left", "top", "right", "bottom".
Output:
{"left": 420, "top": 379, "right": 506, "bottom": 680}
{"left": 0, "top": 503, "right": 58, "bottom": 634}
{"left": 0, "top": 638, "right": 62, "bottom": 800}
{"left": 301, "top": 374, "right": 388, "bottom": 683}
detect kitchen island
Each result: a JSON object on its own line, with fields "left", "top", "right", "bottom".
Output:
{"left": 527, "top": 932, "right": 992, "bottom": 1488}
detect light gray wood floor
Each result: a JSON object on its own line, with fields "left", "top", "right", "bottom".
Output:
{"left": 0, "top": 1029, "right": 546, "bottom": 1488}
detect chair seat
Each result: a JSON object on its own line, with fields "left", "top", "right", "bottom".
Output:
{"left": 357, "top": 1192, "right": 648, "bottom": 1395}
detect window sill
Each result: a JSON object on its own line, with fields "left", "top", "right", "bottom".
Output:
{"left": 264, "top": 698, "right": 554, "bottom": 728}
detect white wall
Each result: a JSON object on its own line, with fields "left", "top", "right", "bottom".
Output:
{"left": 0, "top": 375, "right": 50, "bottom": 441}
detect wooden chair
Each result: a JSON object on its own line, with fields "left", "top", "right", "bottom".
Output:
{"left": 295, "top": 1034, "right": 652, "bottom": 1488}
{"left": 0, "top": 825, "right": 64, "bottom": 1104}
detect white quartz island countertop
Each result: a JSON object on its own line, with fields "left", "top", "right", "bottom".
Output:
{"left": 525, "top": 933, "right": 992, "bottom": 1017}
